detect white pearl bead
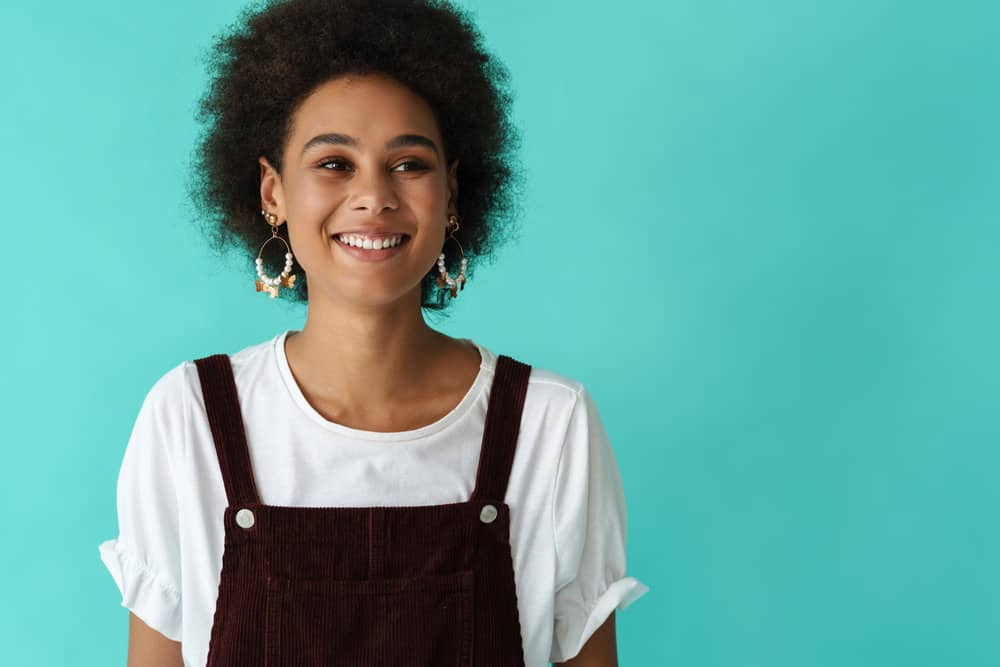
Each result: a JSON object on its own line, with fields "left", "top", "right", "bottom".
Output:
{"left": 285, "top": 252, "right": 292, "bottom": 259}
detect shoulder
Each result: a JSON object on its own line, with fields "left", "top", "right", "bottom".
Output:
{"left": 475, "top": 341, "right": 585, "bottom": 409}
{"left": 526, "top": 363, "right": 584, "bottom": 398}
{"left": 138, "top": 358, "right": 193, "bottom": 420}
{"left": 166, "top": 334, "right": 278, "bottom": 403}
{"left": 472, "top": 346, "right": 586, "bottom": 440}
{"left": 136, "top": 335, "right": 277, "bottom": 434}
{"left": 524, "top": 364, "right": 585, "bottom": 418}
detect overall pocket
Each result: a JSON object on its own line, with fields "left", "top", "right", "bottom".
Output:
{"left": 264, "top": 569, "right": 474, "bottom": 667}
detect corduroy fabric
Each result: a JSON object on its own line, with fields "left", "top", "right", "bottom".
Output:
{"left": 193, "top": 351, "right": 532, "bottom": 667}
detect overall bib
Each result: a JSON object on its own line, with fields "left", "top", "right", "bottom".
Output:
{"left": 193, "top": 351, "right": 531, "bottom": 667}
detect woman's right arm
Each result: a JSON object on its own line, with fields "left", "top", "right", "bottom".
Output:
{"left": 128, "top": 612, "right": 184, "bottom": 667}
{"left": 98, "top": 364, "right": 189, "bottom": 665}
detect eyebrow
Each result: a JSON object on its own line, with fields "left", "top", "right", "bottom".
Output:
{"left": 301, "top": 132, "right": 440, "bottom": 157}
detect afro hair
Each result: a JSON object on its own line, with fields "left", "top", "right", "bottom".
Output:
{"left": 186, "top": 0, "right": 526, "bottom": 313}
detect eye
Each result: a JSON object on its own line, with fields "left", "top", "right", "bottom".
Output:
{"left": 318, "top": 158, "right": 351, "bottom": 171}
{"left": 316, "top": 158, "right": 430, "bottom": 172}
{"left": 393, "top": 160, "right": 429, "bottom": 172}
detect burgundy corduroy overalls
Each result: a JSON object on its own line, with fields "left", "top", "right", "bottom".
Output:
{"left": 193, "top": 350, "right": 532, "bottom": 666}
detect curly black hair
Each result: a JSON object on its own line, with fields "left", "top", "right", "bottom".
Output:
{"left": 185, "top": 0, "right": 525, "bottom": 314}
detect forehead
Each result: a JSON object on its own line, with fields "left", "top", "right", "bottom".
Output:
{"left": 288, "top": 74, "right": 442, "bottom": 149}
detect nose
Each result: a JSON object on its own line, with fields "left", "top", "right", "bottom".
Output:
{"left": 348, "top": 161, "right": 399, "bottom": 215}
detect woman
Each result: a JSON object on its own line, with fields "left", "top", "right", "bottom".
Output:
{"left": 98, "top": 0, "right": 648, "bottom": 665}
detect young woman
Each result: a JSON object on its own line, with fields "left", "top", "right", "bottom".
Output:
{"left": 98, "top": 0, "right": 648, "bottom": 665}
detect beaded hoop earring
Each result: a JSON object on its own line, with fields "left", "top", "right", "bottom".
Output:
{"left": 254, "top": 209, "right": 297, "bottom": 299}
{"left": 436, "top": 215, "right": 467, "bottom": 299}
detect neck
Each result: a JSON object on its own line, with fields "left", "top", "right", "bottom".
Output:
{"left": 283, "top": 288, "right": 453, "bottom": 417}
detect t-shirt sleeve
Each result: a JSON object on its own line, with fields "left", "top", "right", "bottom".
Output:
{"left": 97, "top": 363, "right": 187, "bottom": 642}
{"left": 549, "top": 384, "right": 650, "bottom": 664}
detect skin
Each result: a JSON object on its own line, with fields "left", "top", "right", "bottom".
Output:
{"left": 555, "top": 612, "right": 618, "bottom": 666}
{"left": 127, "top": 72, "right": 618, "bottom": 665}
{"left": 258, "top": 73, "right": 483, "bottom": 429}
{"left": 127, "top": 612, "right": 181, "bottom": 666}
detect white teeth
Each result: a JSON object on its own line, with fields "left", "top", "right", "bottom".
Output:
{"left": 335, "top": 233, "right": 405, "bottom": 249}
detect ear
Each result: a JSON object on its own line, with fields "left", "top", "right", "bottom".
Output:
{"left": 259, "top": 155, "right": 286, "bottom": 220}
{"left": 446, "top": 158, "right": 460, "bottom": 216}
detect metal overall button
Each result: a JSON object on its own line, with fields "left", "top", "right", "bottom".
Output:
{"left": 235, "top": 508, "right": 255, "bottom": 529}
{"left": 479, "top": 504, "right": 498, "bottom": 524}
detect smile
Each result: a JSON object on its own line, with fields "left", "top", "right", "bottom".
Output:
{"left": 332, "top": 233, "right": 411, "bottom": 262}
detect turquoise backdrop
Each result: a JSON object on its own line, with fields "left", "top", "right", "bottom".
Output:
{"left": 2, "top": 0, "right": 998, "bottom": 665}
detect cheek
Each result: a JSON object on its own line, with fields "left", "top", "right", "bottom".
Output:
{"left": 400, "top": 173, "right": 448, "bottom": 204}
{"left": 287, "top": 182, "right": 339, "bottom": 220}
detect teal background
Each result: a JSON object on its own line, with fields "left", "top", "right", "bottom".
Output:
{"left": 2, "top": 0, "right": 998, "bottom": 665}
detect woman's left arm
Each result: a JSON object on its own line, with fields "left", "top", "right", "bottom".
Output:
{"left": 553, "top": 612, "right": 617, "bottom": 667}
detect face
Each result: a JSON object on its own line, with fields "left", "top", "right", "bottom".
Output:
{"left": 259, "top": 73, "right": 459, "bottom": 307}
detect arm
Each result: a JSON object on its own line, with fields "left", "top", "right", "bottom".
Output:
{"left": 553, "top": 611, "right": 618, "bottom": 667}
{"left": 127, "top": 612, "right": 184, "bottom": 667}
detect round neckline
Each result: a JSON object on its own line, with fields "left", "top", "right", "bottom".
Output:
{"left": 272, "top": 329, "right": 494, "bottom": 442}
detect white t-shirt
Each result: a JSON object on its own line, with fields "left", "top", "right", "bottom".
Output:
{"left": 98, "top": 329, "right": 649, "bottom": 666}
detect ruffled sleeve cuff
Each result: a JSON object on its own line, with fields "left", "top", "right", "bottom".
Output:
{"left": 550, "top": 575, "right": 650, "bottom": 663}
{"left": 98, "top": 538, "right": 182, "bottom": 642}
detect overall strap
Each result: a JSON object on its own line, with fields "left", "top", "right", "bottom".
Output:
{"left": 193, "top": 353, "right": 261, "bottom": 507}
{"left": 470, "top": 354, "right": 532, "bottom": 503}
